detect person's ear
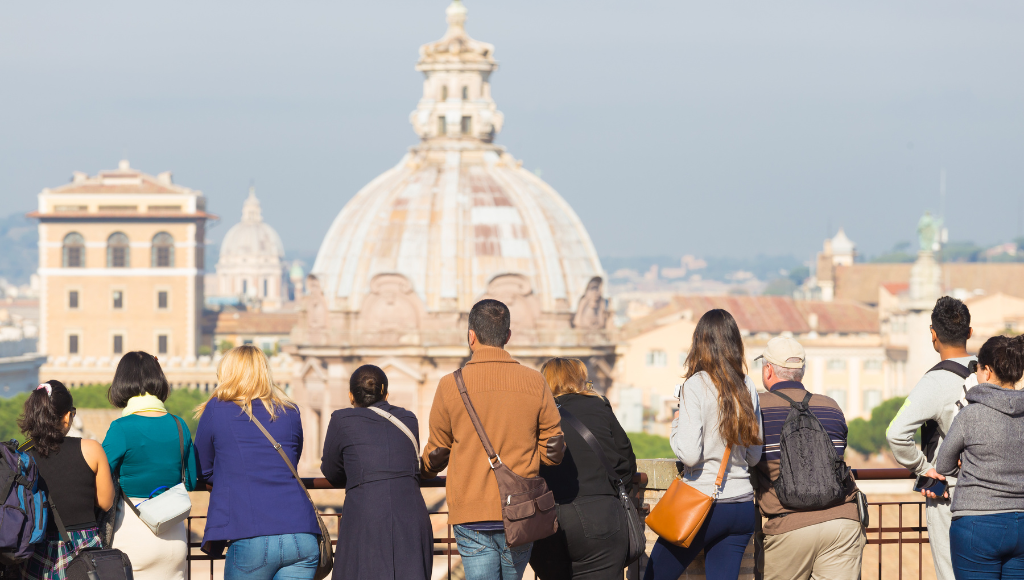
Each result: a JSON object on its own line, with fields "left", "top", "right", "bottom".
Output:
{"left": 968, "top": 327, "right": 974, "bottom": 340}
{"left": 504, "top": 329, "right": 512, "bottom": 346}
{"left": 468, "top": 329, "right": 477, "bottom": 347}
{"left": 348, "top": 392, "right": 356, "bottom": 407}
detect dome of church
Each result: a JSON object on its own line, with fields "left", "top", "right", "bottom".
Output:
{"left": 219, "top": 187, "right": 285, "bottom": 265}
{"left": 311, "top": 0, "right": 604, "bottom": 318}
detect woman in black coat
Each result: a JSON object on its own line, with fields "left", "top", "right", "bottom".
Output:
{"left": 530, "top": 358, "right": 638, "bottom": 580}
{"left": 320, "top": 365, "right": 433, "bottom": 580}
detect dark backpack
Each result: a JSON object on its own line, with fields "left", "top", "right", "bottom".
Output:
{"left": 0, "top": 440, "right": 48, "bottom": 565}
{"left": 772, "top": 391, "right": 849, "bottom": 511}
{"left": 920, "top": 360, "right": 974, "bottom": 462}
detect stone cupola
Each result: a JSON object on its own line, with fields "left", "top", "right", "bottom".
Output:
{"left": 409, "top": 0, "right": 504, "bottom": 143}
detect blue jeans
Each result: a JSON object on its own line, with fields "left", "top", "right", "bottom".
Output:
{"left": 224, "top": 533, "right": 320, "bottom": 580}
{"left": 644, "top": 501, "right": 756, "bottom": 580}
{"left": 951, "top": 513, "right": 1024, "bottom": 579}
{"left": 454, "top": 525, "right": 533, "bottom": 580}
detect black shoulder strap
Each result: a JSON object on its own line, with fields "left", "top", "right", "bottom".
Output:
{"left": 771, "top": 389, "right": 802, "bottom": 406}
{"left": 929, "top": 360, "right": 971, "bottom": 380}
{"left": 558, "top": 407, "right": 621, "bottom": 485}
{"left": 171, "top": 415, "right": 186, "bottom": 485}
{"left": 47, "top": 500, "right": 71, "bottom": 544}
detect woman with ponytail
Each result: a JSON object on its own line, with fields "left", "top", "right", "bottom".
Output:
{"left": 193, "top": 345, "right": 321, "bottom": 580}
{"left": 645, "top": 309, "right": 763, "bottom": 580}
{"left": 319, "top": 364, "right": 432, "bottom": 580}
{"left": 20, "top": 380, "right": 115, "bottom": 580}
{"left": 937, "top": 335, "right": 1024, "bottom": 579}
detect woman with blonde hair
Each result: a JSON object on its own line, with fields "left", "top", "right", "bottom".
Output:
{"left": 644, "top": 309, "right": 763, "bottom": 580}
{"left": 193, "top": 345, "right": 322, "bottom": 580}
{"left": 530, "top": 358, "right": 637, "bottom": 579}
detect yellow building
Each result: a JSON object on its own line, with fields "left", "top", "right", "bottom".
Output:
{"left": 30, "top": 160, "right": 213, "bottom": 382}
{"left": 615, "top": 295, "right": 887, "bottom": 433}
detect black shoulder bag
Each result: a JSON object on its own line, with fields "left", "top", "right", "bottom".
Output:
{"left": 557, "top": 407, "right": 646, "bottom": 566}
{"left": 49, "top": 500, "right": 134, "bottom": 580}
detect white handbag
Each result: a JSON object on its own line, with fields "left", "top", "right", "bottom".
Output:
{"left": 124, "top": 415, "right": 192, "bottom": 536}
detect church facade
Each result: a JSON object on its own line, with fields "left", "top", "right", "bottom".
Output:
{"left": 287, "top": 0, "right": 614, "bottom": 472}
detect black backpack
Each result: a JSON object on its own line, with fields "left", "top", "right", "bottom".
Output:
{"left": 771, "top": 391, "right": 849, "bottom": 511}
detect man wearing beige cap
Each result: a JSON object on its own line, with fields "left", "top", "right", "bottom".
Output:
{"left": 751, "top": 337, "right": 866, "bottom": 580}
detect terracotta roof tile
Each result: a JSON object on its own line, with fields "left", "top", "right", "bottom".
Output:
{"left": 213, "top": 311, "right": 299, "bottom": 335}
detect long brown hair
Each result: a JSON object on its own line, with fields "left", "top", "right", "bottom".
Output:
{"left": 682, "top": 309, "right": 761, "bottom": 448}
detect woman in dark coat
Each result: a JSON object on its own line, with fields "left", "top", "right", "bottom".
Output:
{"left": 321, "top": 365, "right": 433, "bottom": 580}
{"left": 531, "top": 358, "right": 638, "bottom": 580}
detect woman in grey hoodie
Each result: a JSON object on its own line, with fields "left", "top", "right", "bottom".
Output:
{"left": 936, "top": 335, "right": 1024, "bottom": 580}
{"left": 645, "top": 309, "right": 763, "bottom": 580}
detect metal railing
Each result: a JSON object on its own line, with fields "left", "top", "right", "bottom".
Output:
{"left": 185, "top": 469, "right": 928, "bottom": 580}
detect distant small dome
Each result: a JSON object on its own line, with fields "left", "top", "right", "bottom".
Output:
{"left": 290, "top": 263, "right": 305, "bottom": 279}
{"left": 831, "top": 228, "right": 855, "bottom": 255}
{"left": 219, "top": 187, "right": 284, "bottom": 263}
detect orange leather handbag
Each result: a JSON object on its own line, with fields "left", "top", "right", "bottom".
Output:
{"left": 645, "top": 447, "right": 732, "bottom": 548}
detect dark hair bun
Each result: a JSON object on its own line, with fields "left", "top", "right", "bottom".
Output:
{"left": 349, "top": 365, "right": 388, "bottom": 407}
{"left": 17, "top": 380, "right": 74, "bottom": 457}
{"left": 978, "top": 335, "right": 1024, "bottom": 386}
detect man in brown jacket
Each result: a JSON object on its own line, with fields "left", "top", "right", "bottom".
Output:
{"left": 753, "top": 337, "right": 865, "bottom": 580}
{"left": 422, "top": 299, "right": 565, "bottom": 580}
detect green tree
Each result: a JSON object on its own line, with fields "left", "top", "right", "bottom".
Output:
{"left": 847, "top": 396, "right": 906, "bottom": 455}
{"left": 218, "top": 340, "right": 234, "bottom": 353}
{"left": 762, "top": 278, "right": 797, "bottom": 296}
{"left": 787, "top": 266, "right": 810, "bottom": 286}
{"left": 626, "top": 432, "right": 675, "bottom": 459}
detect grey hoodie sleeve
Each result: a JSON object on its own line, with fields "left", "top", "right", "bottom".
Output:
{"left": 671, "top": 375, "right": 706, "bottom": 468}
{"left": 885, "top": 373, "right": 942, "bottom": 476}
{"left": 935, "top": 412, "right": 966, "bottom": 476}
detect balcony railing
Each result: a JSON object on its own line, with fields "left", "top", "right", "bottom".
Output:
{"left": 184, "top": 467, "right": 928, "bottom": 580}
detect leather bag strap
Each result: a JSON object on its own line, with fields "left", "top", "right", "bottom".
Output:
{"left": 172, "top": 415, "right": 186, "bottom": 485}
{"left": 557, "top": 407, "right": 623, "bottom": 487}
{"left": 453, "top": 369, "right": 500, "bottom": 466}
{"left": 714, "top": 447, "right": 732, "bottom": 495}
{"left": 365, "top": 406, "right": 422, "bottom": 475}
{"left": 242, "top": 406, "right": 322, "bottom": 516}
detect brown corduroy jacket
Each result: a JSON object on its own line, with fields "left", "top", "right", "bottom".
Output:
{"left": 421, "top": 346, "right": 565, "bottom": 525}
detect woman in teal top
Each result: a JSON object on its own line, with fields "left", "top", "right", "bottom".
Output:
{"left": 101, "top": 351, "right": 198, "bottom": 580}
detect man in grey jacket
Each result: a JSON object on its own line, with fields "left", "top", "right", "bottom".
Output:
{"left": 886, "top": 296, "right": 974, "bottom": 580}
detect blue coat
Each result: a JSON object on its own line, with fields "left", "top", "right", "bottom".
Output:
{"left": 321, "top": 401, "right": 432, "bottom": 580}
{"left": 194, "top": 398, "right": 320, "bottom": 552}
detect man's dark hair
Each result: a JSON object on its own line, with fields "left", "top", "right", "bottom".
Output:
{"left": 468, "top": 299, "right": 511, "bottom": 347}
{"left": 108, "top": 351, "right": 170, "bottom": 407}
{"left": 931, "top": 296, "right": 971, "bottom": 347}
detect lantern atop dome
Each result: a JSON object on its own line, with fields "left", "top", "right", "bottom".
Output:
{"left": 410, "top": 1, "right": 504, "bottom": 143}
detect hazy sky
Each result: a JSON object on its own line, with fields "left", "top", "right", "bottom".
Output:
{"left": 1, "top": 1, "right": 1021, "bottom": 264}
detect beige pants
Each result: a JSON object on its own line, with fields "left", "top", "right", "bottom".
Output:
{"left": 763, "top": 518, "right": 866, "bottom": 580}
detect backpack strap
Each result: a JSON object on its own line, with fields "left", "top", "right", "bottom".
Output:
{"left": 770, "top": 389, "right": 812, "bottom": 407}
{"left": 929, "top": 360, "right": 971, "bottom": 380}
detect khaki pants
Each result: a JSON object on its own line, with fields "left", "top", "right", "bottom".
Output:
{"left": 763, "top": 518, "right": 866, "bottom": 580}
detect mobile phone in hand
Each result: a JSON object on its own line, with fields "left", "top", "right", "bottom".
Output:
{"left": 913, "top": 476, "right": 947, "bottom": 496}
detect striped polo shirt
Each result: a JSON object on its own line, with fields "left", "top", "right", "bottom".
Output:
{"left": 759, "top": 382, "right": 849, "bottom": 463}
{"left": 755, "top": 381, "right": 860, "bottom": 535}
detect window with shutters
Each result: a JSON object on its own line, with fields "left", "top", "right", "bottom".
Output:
{"left": 151, "top": 232, "right": 174, "bottom": 267}
{"left": 158, "top": 335, "right": 168, "bottom": 355}
{"left": 69, "top": 291, "right": 79, "bottom": 309}
{"left": 113, "top": 335, "right": 123, "bottom": 355}
{"left": 158, "top": 291, "right": 168, "bottom": 310}
{"left": 112, "top": 291, "right": 123, "bottom": 310}
{"left": 107, "top": 232, "right": 130, "bottom": 268}
{"left": 69, "top": 335, "right": 79, "bottom": 355}
{"left": 63, "top": 233, "right": 85, "bottom": 267}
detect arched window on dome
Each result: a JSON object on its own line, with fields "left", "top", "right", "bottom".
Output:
{"left": 152, "top": 232, "right": 175, "bottom": 267}
{"left": 438, "top": 116, "right": 447, "bottom": 136}
{"left": 461, "top": 86, "right": 468, "bottom": 100}
{"left": 441, "top": 85, "right": 448, "bottom": 100}
{"left": 107, "top": 232, "right": 129, "bottom": 268}
{"left": 63, "top": 232, "right": 85, "bottom": 268}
